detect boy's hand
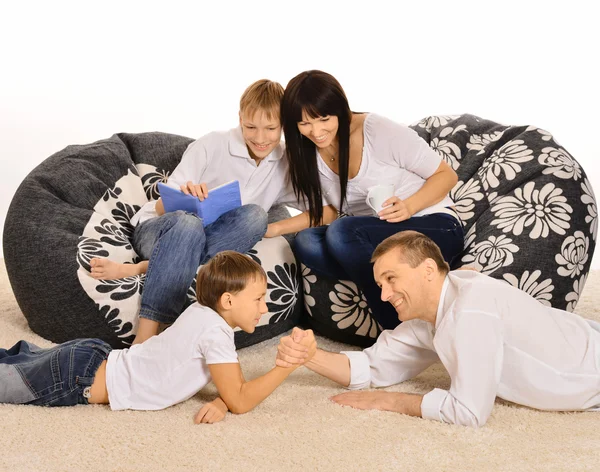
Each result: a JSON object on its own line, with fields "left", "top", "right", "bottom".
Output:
{"left": 194, "top": 398, "right": 227, "bottom": 424}
{"left": 265, "top": 223, "right": 281, "bottom": 238}
{"left": 276, "top": 327, "right": 317, "bottom": 367}
{"left": 181, "top": 181, "right": 209, "bottom": 201}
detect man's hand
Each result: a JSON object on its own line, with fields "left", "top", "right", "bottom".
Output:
{"left": 194, "top": 397, "right": 228, "bottom": 424}
{"left": 330, "top": 391, "right": 423, "bottom": 417}
{"left": 181, "top": 181, "right": 209, "bottom": 201}
{"left": 276, "top": 327, "right": 316, "bottom": 368}
{"left": 378, "top": 196, "right": 413, "bottom": 223}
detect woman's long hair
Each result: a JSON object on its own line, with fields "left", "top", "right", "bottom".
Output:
{"left": 281, "top": 70, "right": 352, "bottom": 227}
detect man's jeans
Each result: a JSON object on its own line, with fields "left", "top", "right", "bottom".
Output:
{"left": 0, "top": 339, "right": 111, "bottom": 406}
{"left": 133, "top": 204, "right": 268, "bottom": 324}
{"left": 293, "top": 213, "right": 464, "bottom": 330}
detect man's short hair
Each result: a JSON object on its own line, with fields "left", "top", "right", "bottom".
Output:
{"left": 196, "top": 251, "right": 266, "bottom": 312}
{"left": 371, "top": 231, "right": 450, "bottom": 275}
{"left": 239, "top": 79, "right": 284, "bottom": 122}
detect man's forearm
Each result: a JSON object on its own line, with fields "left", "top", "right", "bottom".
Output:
{"left": 386, "top": 392, "right": 423, "bottom": 417}
{"left": 305, "top": 349, "right": 351, "bottom": 387}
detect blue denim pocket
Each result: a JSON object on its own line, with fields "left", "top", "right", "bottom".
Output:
{"left": 0, "top": 339, "right": 111, "bottom": 407}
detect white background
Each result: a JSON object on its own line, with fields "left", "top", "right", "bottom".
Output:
{"left": 1, "top": 1, "right": 599, "bottom": 264}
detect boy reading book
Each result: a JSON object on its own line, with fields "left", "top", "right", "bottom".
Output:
{"left": 90, "top": 79, "right": 303, "bottom": 345}
{"left": 158, "top": 180, "right": 242, "bottom": 226}
{"left": 1, "top": 251, "right": 316, "bottom": 423}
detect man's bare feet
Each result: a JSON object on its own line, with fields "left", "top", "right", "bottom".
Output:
{"left": 132, "top": 317, "right": 160, "bottom": 345}
{"left": 90, "top": 259, "right": 149, "bottom": 280}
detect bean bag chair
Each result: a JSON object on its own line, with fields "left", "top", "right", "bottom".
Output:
{"left": 302, "top": 114, "right": 597, "bottom": 346}
{"left": 3, "top": 132, "right": 301, "bottom": 348}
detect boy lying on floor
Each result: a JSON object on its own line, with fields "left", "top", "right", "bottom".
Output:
{"left": 0, "top": 251, "right": 315, "bottom": 423}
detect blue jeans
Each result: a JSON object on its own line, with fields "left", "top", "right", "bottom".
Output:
{"left": 0, "top": 339, "right": 111, "bottom": 406}
{"left": 133, "top": 204, "right": 268, "bottom": 324}
{"left": 294, "top": 213, "right": 464, "bottom": 330}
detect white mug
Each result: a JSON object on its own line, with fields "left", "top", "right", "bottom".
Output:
{"left": 366, "top": 184, "right": 395, "bottom": 215}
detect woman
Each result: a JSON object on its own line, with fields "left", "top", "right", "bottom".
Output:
{"left": 267, "top": 70, "right": 464, "bottom": 330}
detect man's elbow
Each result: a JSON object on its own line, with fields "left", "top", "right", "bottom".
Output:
{"left": 453, "top": 410, "right": 490, "bottom": 428}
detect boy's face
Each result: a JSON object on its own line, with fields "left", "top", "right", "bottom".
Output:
{"left": 239, "top": 109, "right": 282, "bottom": 161}
{"left": 229, "top": 276, "right": 269, "bottom": 333}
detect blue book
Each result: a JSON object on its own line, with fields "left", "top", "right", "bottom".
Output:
{"left": 158, "top": 181, "right": 242, "bottom": 226}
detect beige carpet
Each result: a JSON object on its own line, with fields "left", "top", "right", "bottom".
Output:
{"left": 1, "top": 260, "right": 599, "bottom": 472}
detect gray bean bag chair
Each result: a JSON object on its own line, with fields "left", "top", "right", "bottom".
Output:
{"left": 3, "top": 132, "right": 301, "bottom": 348}
{"left": 302, "top": 114, "right": 597, "bottom": 346}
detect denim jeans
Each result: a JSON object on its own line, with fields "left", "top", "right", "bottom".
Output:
{"left": 0, "top": 339, "right": 111, "bottom": 406}
{"left": 293, "top": 213, "right": 464, "bottom": 330}
{"left": 133, "top": 204, "right": 268, "bottom": 324}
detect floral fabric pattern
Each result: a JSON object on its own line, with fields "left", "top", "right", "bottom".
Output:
{"left": 303, "top": 114, "right": 596, "bottom": 346}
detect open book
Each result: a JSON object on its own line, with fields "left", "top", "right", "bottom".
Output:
{"left": 158, "top": 181, "right": 242, "bottom": 226}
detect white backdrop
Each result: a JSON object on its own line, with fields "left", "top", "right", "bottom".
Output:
{"left": 1, "top": 1, "right": 599, "bottom": 265}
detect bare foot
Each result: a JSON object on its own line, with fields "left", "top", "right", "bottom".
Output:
{"left": 90, "top": 259, "right": 149, "bottom": 280}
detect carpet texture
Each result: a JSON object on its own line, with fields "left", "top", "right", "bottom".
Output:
{"left": 1, "top": 259, "right": 599, "bottom": 472}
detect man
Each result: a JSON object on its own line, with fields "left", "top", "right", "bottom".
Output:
{"left": 278, "top": 231, "right": 600, "bottom": 427}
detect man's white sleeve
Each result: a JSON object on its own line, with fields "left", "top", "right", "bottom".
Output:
{"left": 421, "top": 311, "right": 503, "bottom": 427}
{"left": 342, "top": 322, "right": 438, "bottom": 390}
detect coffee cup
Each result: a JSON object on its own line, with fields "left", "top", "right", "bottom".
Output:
{"left": 366, "top": 184, "right": 395, "bottom": 215}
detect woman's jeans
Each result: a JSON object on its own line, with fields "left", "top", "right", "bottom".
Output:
{"left": 0, "top": 339, "right": 111, "bottom": 406}
{"left": 294, "top": 213, "right": 464, "bottom": 330}
{"left": 133, "top": 204, "right": 268, "bottom": 324}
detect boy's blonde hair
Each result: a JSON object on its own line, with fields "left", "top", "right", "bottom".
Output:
{"left": 239, "top": 79, "right": 284, "bottom": 122}
{"left": 196, "top": 251, "right": 267, "bottom": 312}
{"left": 371, "top": 231, "right": 451, "bottom": 275}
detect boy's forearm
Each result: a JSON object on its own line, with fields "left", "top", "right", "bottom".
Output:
{"left": 270, "top": 212, "right": 310, "bottom": 236}
{"left": 230, "top": 366, "right": 296, "bottom": 414}
{"left": 271, "top": 206, "right": 338, "bottom": 236}
{"left": 305, "top": 349, "right": 351, "bottom": 387}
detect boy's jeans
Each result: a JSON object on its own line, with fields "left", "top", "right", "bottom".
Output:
{"left": 133, "top": 204, "right": 268, "bottom": 324}
{"left": 293, "top": 212, "right": 464, "bottom": 330}
{"left": 0, "top": 339, "right": 111, "bottom": 406}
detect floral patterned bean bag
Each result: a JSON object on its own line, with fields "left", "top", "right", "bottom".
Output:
{"left": 3, "top": 132, "right": 301, "bottom": 348}
{"left": 302, "top": 114, "right": 597, "bottom": 346}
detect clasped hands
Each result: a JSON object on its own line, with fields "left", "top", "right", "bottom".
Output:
{"left": 276, "top": 327, "right": 394, "bottom": 412}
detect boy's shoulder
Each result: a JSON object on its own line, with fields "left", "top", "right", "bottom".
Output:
{"left": 177, "top": 302, "right": 233, "bottom": 334}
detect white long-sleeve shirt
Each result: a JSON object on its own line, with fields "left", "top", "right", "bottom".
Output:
{"left": 342, "top": 270, "right": 600, "bottom": 427}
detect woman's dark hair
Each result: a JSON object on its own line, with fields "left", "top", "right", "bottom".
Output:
{"left": 281, "top": 70, "right": 352, "bottom": 227}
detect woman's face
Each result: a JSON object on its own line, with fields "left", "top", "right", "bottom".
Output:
{"left": 297, "top": 111, "right": 339, "bottom": 149}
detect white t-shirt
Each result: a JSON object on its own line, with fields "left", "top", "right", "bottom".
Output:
{"left": 132, "top": 127, "right": 302, "bottom": 226}
{"left": 343, "top": 270, "right": 600, "bottom": 427}
{"left": 105, "top": 304, "right": 238, "bottom": 411}
{"left": 317, "top": 113, "right": 455, "bottom": 218}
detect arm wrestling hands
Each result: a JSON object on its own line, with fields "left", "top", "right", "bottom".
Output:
{"left": 277, "top": 328, "right": 422, "bottom": 417}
